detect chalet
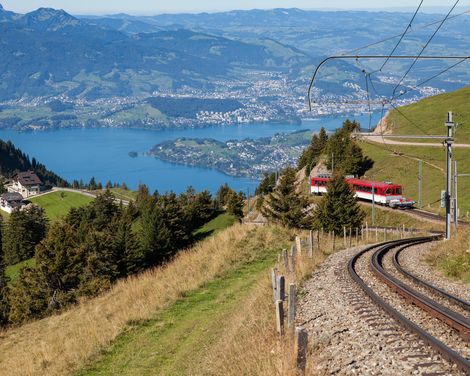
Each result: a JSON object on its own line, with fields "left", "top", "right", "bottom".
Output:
{"left": 0, "top": 192, "right": 24, "bottom": 214}
{"left": 7, "top": 171, "right": 42, "bottom": 198}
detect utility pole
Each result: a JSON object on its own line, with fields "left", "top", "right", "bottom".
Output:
{"left": 454, "top": 160, "right": 458, "bottom": 228}
{"left": 445, "top": 112, "right": 454, "bottom": 240}
{"left": 418, "top": 159, "right": 423, "bottom": 209}
{"left": 372, "top": 183, "right": 376, "bottom": 226}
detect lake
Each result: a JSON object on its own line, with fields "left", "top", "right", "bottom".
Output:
{"left": 0, "top": 112, "right": 381, "bottom": 194}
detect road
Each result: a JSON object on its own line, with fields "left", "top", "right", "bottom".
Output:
{"left": 364, "top": 135, "right": 470, "bottom": 148}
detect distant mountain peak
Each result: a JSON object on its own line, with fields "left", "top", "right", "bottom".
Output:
{"left": 0, "top": 4, "right": 4, "bottom": 10}
{"left": 23, "top": 7, "right": 80, "bottom": 30}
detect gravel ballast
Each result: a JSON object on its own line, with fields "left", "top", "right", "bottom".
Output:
{"left": 297, "top": 244, "right": 468, "bottom": 375}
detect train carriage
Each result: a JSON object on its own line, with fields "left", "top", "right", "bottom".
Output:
{"left": 311, "top": 176, "right": 415, "bottom": 209}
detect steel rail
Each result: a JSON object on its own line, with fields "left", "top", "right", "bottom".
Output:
{"left": 371, "top": 240, "right": 470, "bottom": 339}
{"left": 307, "top": 55, "right": 470, "bottom": 111}
{"left": 393, "top": 247, "right": 470, "bottom": 312}
{"left": 348, "top": 237, "right": 470, "bottom": 374}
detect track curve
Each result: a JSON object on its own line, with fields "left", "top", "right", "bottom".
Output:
{"left": 348, "top": 237, "right": 470, "bottom": 374}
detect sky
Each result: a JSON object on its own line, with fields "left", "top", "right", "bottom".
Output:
{"left": 1, "top": 0, "right": 465, "bottom": 15}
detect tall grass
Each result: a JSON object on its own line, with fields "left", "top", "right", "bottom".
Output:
{"left": 0, "top": 224, "right": 284, "bottom": 376}
{"left": 427, "top": 228, "right": 470, "bottom": 283}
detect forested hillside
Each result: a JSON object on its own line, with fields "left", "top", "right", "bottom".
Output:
{"left": 0, "top": 139, "right": 67, "bottom": 187}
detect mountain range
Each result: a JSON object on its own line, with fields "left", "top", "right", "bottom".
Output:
{"left": 0, "top": 4, "right": 468, "bottom": 130}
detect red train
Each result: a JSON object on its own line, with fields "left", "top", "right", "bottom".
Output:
{"left": 311, "top": 176, "right": 415, "bottom": 209}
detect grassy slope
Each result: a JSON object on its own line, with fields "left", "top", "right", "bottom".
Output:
{"left": 360, "top": 141, "right": 470, "bottom": 215}
{"left": 77, "top": 243, "right": 278, "bottom": 376}
{"left": 386, "top": 85, "right": 470, "bottom": 143}
{"left": 0, "top": 224, "right": 292, "bottom": 376}
{"left": 193, "top": 212, "right": 237, "bottom": 238}
{"left": 29, "top": 191, "right": 93, "bottom": 220}
{"left": 369, "top": 86, "right": 470, "bottom": 215}
{"left": 426, "top": 228, "right": 470, "bottom": 283}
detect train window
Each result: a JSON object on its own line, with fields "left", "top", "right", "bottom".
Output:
{"left": 396, "top": 188, "right": 401, "bottom": 195}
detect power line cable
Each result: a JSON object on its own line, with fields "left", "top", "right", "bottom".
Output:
{"left": 342, "top": 9, "right": 470, "bottom": 56}
{"left": 377, "top": 0, "right": 424, "bottom": 73}
{"left": 391, "top": 0, "right": 461, "bottom": 98}
{"left": 393, "top": 57, "right": 469, "bottom": 99}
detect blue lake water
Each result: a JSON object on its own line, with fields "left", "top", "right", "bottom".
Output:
{"left": 0, "top": 113, "right": 381, "bottom": 194}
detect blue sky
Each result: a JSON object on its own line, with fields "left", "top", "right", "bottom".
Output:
{"left": 1, "top": 0, "right": 463, "bottom": 15}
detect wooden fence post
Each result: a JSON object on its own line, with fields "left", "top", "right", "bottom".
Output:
{"left": 316, "top": 230, "right": 320, "bottom": 252}
{"left": 349, "top": 228, "right": 352, "bottom": 248}
{"left": 308, "top": 230, "right": 313, "bottom": 258}
{"left": 375, "top": 226, "right": 378, "bottom": 242}
{"left": 288, "top": 284, "right": 296, "bottom": 335}
{"left": 295, "top": 327, "right": 308, "bottom": 374}
{"left": 283, "top": 249, "right": 289, "bottom": 272}
{"left": 276, "top": 300, "right": 284, "bottom": 335}
{"left": 271, "top": 268, "right": 277, "bottom": 303}
{"left": 291, "top": 244, "right": 297, "bottom": 258}
{"left": 355, "top": 228, "right": 358, "bottom": 246}
{"left": 361, "top": 225, "right": 364, "bottom": 242}
{"left": 295, "top": 236, "right": 302, "bottom": 255}
{"left": 343, "top": 226, "right": 347, "bottom": 248}
{"left": 332, "top": 231, "right": 336, "bottom": 251}
{"left": 276, "top": 275, "right": 285, "bottom": 301}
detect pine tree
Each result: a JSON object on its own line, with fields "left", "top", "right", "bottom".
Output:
{"left": 324, "top": 120, "right": 373, "bottom": 176}
{"left": 227, "top": 191, "right": 245, "bottom": 219}
{"left": 216, "top": 183, "right": 232, "bottom": 207}
{"left": 313, "top": 174, "right": 365, "bottom": 233}
{"left": 111, "top": 211, "right": 144, "bottom": 277}
{"left": 255, "top": 172, "right": 276, "bottom": 196}
{"left": 297, "top": 127, "right": 328, "bottom": 173}
{"left": 3, "top": 205, "right": 48, "bottom": 265}
{"left": 89, "top": 177, "right": 97, "bottom": 190}
{"left": 262, "top": 168, "right": 314, "bottom": 229}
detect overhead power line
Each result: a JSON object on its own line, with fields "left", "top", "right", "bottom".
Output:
{"left": 307, "top": 55, "right": 470, "bottom": 110}
{"left": 378, "top": 0, "right": 424, "bottom": 73}
{"left": 342, "top": 9, "right": 470, "bottom": 56}
{"left": 391, "top": 0, "right": 461, "bottom": 98}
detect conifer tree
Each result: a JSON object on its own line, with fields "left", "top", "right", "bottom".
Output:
{"left": 313, "top": 174, "right": 365, "bottom": 233}
{"left": 216, "top": 183, "right": 232, "bottom": 207}
{"left": 226, "top": 191, "right": 245, "bottom": 219}
{"left": 324, "top": 120, "right": 373, "bottom": 177}
{"left": 3, "top": 205, "right": 48, "bottom": 265}
{"left": 297, "top": 127, "right": 328, "bottom": 173}
{"left": 262, "top": 168, "right": 314, "bottom": 229}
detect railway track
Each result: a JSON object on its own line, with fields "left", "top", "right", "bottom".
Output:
{"left": 348, "top": 237, "right": 470, "bottom": 374}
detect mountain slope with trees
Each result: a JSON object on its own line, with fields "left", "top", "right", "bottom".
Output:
{"left": 0, "top": 139, "right": 67, "bottom": 187}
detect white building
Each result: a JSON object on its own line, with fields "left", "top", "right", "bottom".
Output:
{"left": 7, "top": 171, "right": 42, "bottom": 198}
{"left": 0, "top": 192, "right": 24, "bottom": 214}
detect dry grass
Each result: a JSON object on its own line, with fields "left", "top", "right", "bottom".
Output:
{"left": 0, "top": 224, "right": 283, "bottom": 376}
{"left": 201, "top": 228, "right": 409, "bottom": 376}
{"left": 426, "top": 228, "right": 470, "bottom": 283}
{"left": 202, "top": 236, "right": 319, "bottom": 376}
